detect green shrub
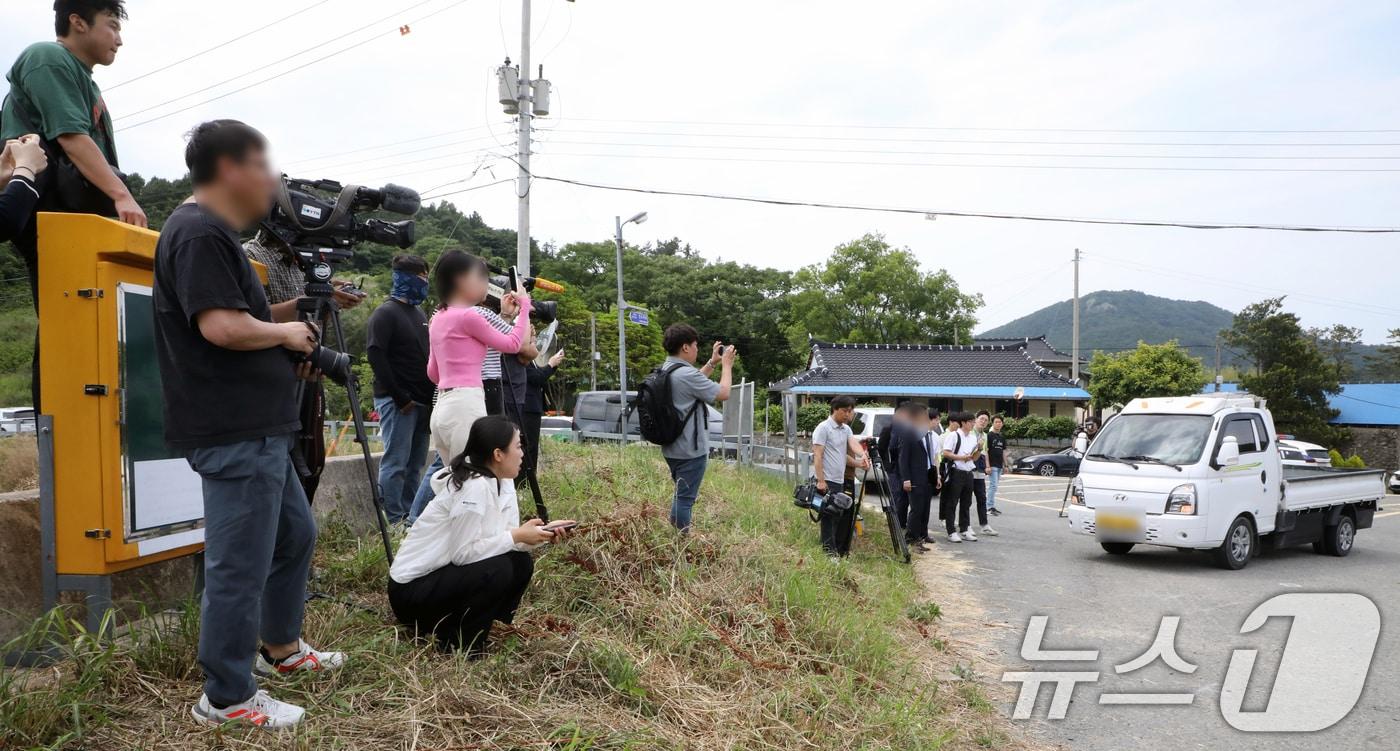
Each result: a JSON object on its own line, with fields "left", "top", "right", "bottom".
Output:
{"left": 1346, "top": 454, "right": 1367, "bottom": 469}
{"left": 797, "top": 402, "right": 829, "bottom": 432}
{"left": 1328, "top": 448, "right": 1345, "bottom": 467}
{"left": 761, "top": 403, "right": 783, "bottom": 432}
{"left": 1001, "top": 415, "right": 1077, "bottom": 441}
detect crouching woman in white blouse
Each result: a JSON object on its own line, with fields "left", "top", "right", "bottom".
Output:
{"left": 388, "top": 415, "right": 574, "bottom": 653}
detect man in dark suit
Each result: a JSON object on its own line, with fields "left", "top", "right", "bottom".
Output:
{"left": 896, "top": 401, "right": 936, "bottom": 552}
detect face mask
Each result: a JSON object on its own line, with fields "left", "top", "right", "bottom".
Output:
{"left": 391, "top": 269, "right": 429, "bottom": 306}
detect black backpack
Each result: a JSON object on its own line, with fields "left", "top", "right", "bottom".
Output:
{"left": 634, "top": 362, "right": 705, "bottom": 446}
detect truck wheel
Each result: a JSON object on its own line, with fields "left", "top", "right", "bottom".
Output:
{"left": 1037, "top": 462, "right": 1057, "bottom": 477}
{"left": 1323, "top": 514, "right": 1356, "bottom": 557}
{"left": 1100, "top": 542, "right": 1134, "bottom": 555}
{"left": 1213, "top": 516, "right": 1254, "bottom": 570}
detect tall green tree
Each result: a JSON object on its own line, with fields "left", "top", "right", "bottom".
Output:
{"left": 1086, "top": 341, "right": 1209, "bottom": 408}
{"left": 1221, "top": 297, "right": 1347, "bottom": 445}
{"left": 1363, "top": 328, "right": 1400, "bottom": 381}
{"left": 1307, "top": 323, "right": 1362, "bottom": 382}
{"left": 788, "top": 233, "right": 981, "bottom": 346}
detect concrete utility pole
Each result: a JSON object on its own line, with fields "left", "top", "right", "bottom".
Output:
{"left": 514, "top": 0, "right": 533, "bottom": 275}
{"left": 1215, "top": 336, "right": 1223, "bottom": 392}
{"left": 1071, "top": 248, "right": 1081, "bottom": 383}
{"left": 589, "top": 312, "right": 598, "bottom": 391}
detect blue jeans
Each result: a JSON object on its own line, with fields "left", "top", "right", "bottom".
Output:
{"left": 665, "top": 454, "right": 709, "bottom": 531}
{"left": 408, "top": 455, "right": 444, "bottom": 524}
{"left": 375, "top": 396, "right": 432, "bottom": 524}
{"left": 987, "top": 467, "right": 1001, "bottom": 510}
{"left": 187, "top": 433, "right": 315, "bottom": 706}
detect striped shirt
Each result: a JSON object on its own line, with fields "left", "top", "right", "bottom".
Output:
{"left": 474, "top": 305, "right": 513, "bottom": 380}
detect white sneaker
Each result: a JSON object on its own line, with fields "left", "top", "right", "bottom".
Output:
{"left": 254, "top": 639, "right": 346, "bottom": 677}
{"left": 948, "top": 532, "right": 963, "bottom": 543}
{"left": 981, "top": 525, "right": 999, "bottom": 536}
{"left": 192, "top": 690, "right": 304, "bottom": 729}
{"left": 963, "top": 530, "right": 979, "bottom": 542}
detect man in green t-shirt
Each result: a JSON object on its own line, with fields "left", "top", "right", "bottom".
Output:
{"left": 2, "top": 0, "right": 144, "bottom": 408}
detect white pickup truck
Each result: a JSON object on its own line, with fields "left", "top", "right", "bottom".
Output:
{"left": 1066, "top": 393, "right": 1386, "bottom": 569}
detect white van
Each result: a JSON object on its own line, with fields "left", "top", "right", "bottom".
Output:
{"left": 1066, "top": 393, "right": 1386, "bottom": 569}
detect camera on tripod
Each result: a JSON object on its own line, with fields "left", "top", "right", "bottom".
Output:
{"left": 260, "top": 175, "right": 422, "bottom": 384}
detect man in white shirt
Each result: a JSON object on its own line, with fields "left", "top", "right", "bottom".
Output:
{"left": 939, "top": 411, "right": 980, "bottom": 542}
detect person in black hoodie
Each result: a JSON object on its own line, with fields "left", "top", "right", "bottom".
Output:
{"left": 522, "top": 348, "right": 566, "bottom": 475}
{"left": 0, "top": 136, "right": 47, "bottom": 241}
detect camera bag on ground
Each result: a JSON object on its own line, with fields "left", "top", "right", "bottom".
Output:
{"left": 635, "top": 362, "right": 705, "bottom": 445}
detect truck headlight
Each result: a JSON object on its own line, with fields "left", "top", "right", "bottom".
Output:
{"left": 1070, "top": 477, "right": 1085, "bottom": 506}
{"left": 1165, "top": 483, "right": 1197, "bottom": 515}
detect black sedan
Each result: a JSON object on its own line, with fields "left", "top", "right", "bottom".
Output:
{"left": 1012, "top": 447, "right": 1082, "bottom": 477}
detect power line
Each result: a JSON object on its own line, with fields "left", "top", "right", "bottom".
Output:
{"left": 566, "top": 116, "right": 1400, "bottom": 136}
{"left": 115, "top": 0, "right": 466, "bottom": 132}
{"left": 420, "top": 177, "right": 516, "bottom": 201}
{"left": 298, "top": 134, "right": 507, "bottom": 175}
{"left": 106, "top": 1, "right": 332, "bottom": 90}
{"left": 530, "top": 174, "right": 1400, "bottom": 233}
{"left": 539, "top": 138, "right": 1400, "bottom": 161}
{"left": 281, "top": 126, "right": 493, "bottom": 168}
{"left": 548, "top": 127, "right": 1400, "bottom": 148}
{"left": 536, "top": 150, "right": 1400, "bottom": 173}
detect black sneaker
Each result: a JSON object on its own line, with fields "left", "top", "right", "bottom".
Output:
{"left": 989, "top": 508, "right": 1002, "bottom": 516}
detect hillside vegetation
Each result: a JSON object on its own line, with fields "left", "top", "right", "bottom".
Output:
{"left": 1, "top": 444, "right": 1028, "bottom": 750}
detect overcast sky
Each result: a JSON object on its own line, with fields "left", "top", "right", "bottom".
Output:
{"left": 4, "top": 0, "right": 1398, "bottom": 342}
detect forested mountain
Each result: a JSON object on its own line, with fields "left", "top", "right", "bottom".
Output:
{"left": 978, "top": 290, "right": 1237, "bottom": 365}
{"left": 979, "top": 289, "right": 1385, "bottom": 376}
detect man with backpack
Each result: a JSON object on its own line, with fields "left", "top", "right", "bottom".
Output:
{"left": 638, "top": 323, "right": 735, "bottom": 531}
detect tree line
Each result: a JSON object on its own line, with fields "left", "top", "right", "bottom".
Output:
{"left": 0, "top": 173, "right": 982, "bottom": 411}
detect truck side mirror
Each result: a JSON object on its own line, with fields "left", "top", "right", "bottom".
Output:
{"left": 1073, "top": 433, "right": 1089, "bottom": 456}
{"left": 1217, "top": 436, "right": 1241, "bottom": 467}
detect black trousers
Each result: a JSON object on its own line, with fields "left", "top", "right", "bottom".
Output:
{"left": 14, "top": 222, "right": 40, "bottom": 410}
{"left": 819, "top": 478, "right": 856, "bottom": 557}
{"left": 939, "top": 469, "right": 974, "bottom": 534}
{"left": 972, "top": 476, "right": 989, "bottom": 527}
{"left": 905, "top": 482, "right": 932, "bottom": 543}
{"left": 387, "top": 550, "right": 534, "bottom": 652}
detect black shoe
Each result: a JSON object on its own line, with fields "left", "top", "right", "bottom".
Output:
{"left": 990, "top": 508, "right": 1002, "bottom": 516}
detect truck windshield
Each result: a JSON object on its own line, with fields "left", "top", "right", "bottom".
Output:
{"left": 1088, "top": 414, "right": 1212, "bottom": 466}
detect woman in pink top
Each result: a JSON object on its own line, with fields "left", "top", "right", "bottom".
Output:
{"left": 426, "top": 251, "right": 531, "bottom": 465}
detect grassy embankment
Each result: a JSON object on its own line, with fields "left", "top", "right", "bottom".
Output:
{"left": 1, "top": 442, "right": 1017, "bottom": 750}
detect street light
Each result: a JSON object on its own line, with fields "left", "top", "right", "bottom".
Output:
{"left": 615, "top": 211, "right": 648, "bottom": 445}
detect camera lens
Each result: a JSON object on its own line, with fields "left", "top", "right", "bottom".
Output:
{"left": 530, "top": 300, "right": 558, "bottom": 324}
{"left": 310, "top": 345, "right": 352, "bottom": 386}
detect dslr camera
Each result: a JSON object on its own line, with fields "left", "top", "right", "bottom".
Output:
{"left": 260, "top": 176, "right": 421, "bottom": 383}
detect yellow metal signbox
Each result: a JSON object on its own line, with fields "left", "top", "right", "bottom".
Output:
{"left": 38, "top": 211, "right": 209, "bottom": 583}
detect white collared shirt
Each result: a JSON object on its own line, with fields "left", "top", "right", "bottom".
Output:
{"left": 941, "top": 429, "right": 976, "bottom": 471}
{"left": 389, "top": 468, "right": 537, "bottom": 584}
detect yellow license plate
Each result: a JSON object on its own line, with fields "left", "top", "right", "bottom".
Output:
{"left": 1096, "top": 508, "right": 1145, "bottom": 541}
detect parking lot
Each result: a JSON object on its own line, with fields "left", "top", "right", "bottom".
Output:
{"left": 936, "top": 473, "right": 1400, "bottom": 751}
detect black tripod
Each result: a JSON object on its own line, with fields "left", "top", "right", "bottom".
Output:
{"left": 856, "top": 442, "right": 911, "bottom": 564}
{"left": 292, "top": 290, "right": 395, "bottom": 565}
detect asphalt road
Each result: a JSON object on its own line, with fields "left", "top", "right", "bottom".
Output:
{"left": 938, "top": 473, "right": 1400, "bottom": 751}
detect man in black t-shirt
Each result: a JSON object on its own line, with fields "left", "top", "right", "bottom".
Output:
{"left": 153, "top": 120, "right": 343, "bottom": 730}
{"left": 366, "top": 254, "right": 432, "bottom": 523}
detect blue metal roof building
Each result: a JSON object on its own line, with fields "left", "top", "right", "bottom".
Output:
{"left": 1330, "top": 383, "right": 1400, "bottom": 426}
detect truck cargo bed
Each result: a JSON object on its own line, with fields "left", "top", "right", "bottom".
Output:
{"left": 1282, "top": 466, "right": 1387, "bottom": 511}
